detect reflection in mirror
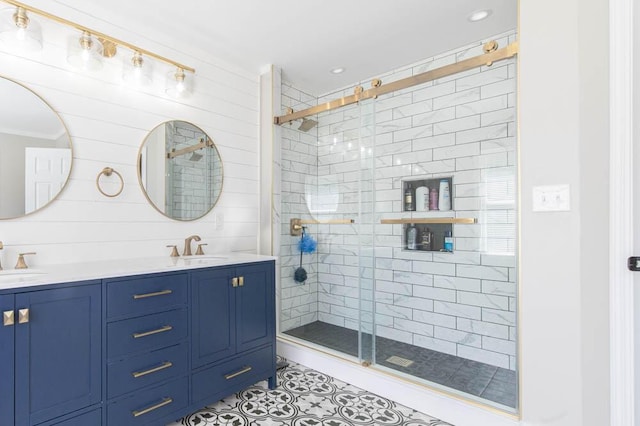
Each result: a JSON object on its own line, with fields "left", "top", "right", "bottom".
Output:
{"left": 138, "top": 121, "right": 223, "bottom": 221}
{"left": 0, "top": 76, "right": 72, "bottom": 219}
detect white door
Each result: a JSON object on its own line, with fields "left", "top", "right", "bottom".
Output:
{"left": 24, "top": 147, "right": 71, "bottom": 213}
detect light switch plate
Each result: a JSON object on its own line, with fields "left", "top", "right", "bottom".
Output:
{"left": 532, "top": 184, "right": 571, "bottom": 212}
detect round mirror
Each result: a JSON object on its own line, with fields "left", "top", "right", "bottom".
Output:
{"left": 137, "top": 121, "right": 223, "bottom": 221}
{"left": 0, "top": 76, "right": 72, "bottom": 219}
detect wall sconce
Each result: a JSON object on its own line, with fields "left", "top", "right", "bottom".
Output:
{"left": 166, "top": 67, "right": 191, "bottom": 98}
{"left": 0, "top": 6, "right": 42, "bottom": 51}
{"left": 67, "top": 31, "right": 103, "bottom": 71}
{"left": 122, "top": 51, "right": 152, "bottom": 86}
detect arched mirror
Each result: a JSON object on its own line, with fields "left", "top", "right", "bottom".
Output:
{"left": 137, "top": 121, "right": 223, "bottom": 221}
{"left": 0, "top": 76, "right": 72, "bottom": 219}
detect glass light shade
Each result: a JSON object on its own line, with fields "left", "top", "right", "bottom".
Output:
{"left": 66, "top": 32, "right": 103, "bottom": 71}
{"left": 0, "top": 7, "right": 42, "bottom": 52}
{"left": 122, "top": 52, "right": 152, "bottom": 87}
{"left": 165, "top": 68, "right": 191, "bottom": 98}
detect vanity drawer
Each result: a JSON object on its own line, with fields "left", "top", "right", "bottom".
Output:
{"left": 107, "top": 376, "right": 188, "bottom": 426}
{"left": 108, "top": 309, "right": 188, "bottom": 359}
{"left": 108, "top": 342, "right": 188, "bottom": 398}
{"left": 107, "top": 273, "right": 188, "bottom": 320}
{"left": 192, "top": 345, "right": 273, "bottom": 404}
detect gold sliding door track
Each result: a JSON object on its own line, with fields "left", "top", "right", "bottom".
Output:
{"left": 274, "top": 41, "right": 519, "bottom": 125}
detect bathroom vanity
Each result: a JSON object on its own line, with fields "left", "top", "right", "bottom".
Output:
{"left": 0, "top": 254, "right": 276, "bottom": 426}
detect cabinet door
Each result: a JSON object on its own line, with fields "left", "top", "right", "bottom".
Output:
{"left": 0, "top": 294, "right": 15, "bottom": 426}
{"left": 191, "top": 267, "right": 236, "bottom": 368}
{"left": 15, "top": 284, "right": 102, "bottom": 426}
{"left": 236, "top": 262, "right": 274, "bottom": 353}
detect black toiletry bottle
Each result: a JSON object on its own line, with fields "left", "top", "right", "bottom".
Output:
{"left": 404, "top": 183, "right": 414, "bottom": 211}
{"left": 420, "top": 228, "right": 433, "bottom": 251}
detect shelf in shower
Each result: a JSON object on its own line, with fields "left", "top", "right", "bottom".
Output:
{"left": 380, "top": 218, "right": 477, "bottom": 224}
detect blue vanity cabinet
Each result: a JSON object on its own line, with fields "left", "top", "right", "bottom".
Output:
{"left": 191, "top": 261, "right": 276, "bottom": 407}
{"left": 0, "top": 283, "right": 102, "bottom": 426}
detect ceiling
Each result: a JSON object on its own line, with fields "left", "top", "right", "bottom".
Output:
{"left": 55, "top": 0, "right": 517, "bottom": 95}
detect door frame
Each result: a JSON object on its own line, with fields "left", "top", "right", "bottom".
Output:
{"left": 610, "top": 0, "right": 635, "bottom": 424}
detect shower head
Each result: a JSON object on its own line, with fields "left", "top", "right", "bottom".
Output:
{"left": 188, "top": 151, "right": 203, "bottom": 161}
{"left": 298, "top": 118, "right": 318, "bottom": 132}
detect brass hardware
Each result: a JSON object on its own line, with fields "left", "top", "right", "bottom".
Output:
{"left": 224, "top": 365, "right": 252, "bottom": 380}
{"left": 3, "top": 310, "right": 14, "bottom": 326}
{"left": 274, "top": 42, "right": 519, "bottom": 125}
{"left": 1, "top": 0, "right": 194, "bottom": 73}
{"left": 132, "top": 325, "right": 172, "bottom": 339}
{"left": 131, "top": 397, "right": 173, "bottom": 417}
{"left": 98, "top": 37, "right": 117, "bottom": 57}
{"left": 15, "top": 252, "right": 36, "bottom": 269}
{"left": 96, "top": 167, "right": 124, "bottom": 198}
{"left": 18, "top": 308, "right": 29, "bottom": 324}
{"left": 238, "top": 276, "right": 244, "bottom": 287}
{"left": 361, "top": 360, "right": 372, "bottom": 367}
{"left": 380, "top": 218, "right": 477, "bottom": 224}
{"left": 132, "top": 361, "right": 173, "bottom": 378}
{"left": 133, "top": 289, "right": 173, "bottom": 300}
{"left": 232, "top": 277, "right": 238, "bottom": 288}
{"left": 483, "top": 40, "right": 499, "bottom": 66}
{"left": 195, "top": 243, "right": 207, "bottom": 255}
{"left": 371, "top": 79, "right": 382, "bottom": 88}
{"left": 290, "top": 218, "right": 303, "bottom": 236}
{"left": 166, "top": 245, "right": 179, "bottom": 257}
{"left": 166, "top": 137, "right": 214, "bottom": 159}
{"left": 183, "top": 235, "right": 201, "bottom": 256}
{"left": 354, "top": 86, "right": 364, "bottom": 98}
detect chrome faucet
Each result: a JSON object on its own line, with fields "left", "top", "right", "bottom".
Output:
{"left": 183, "top": 235, "right": 201, "bottom": 256}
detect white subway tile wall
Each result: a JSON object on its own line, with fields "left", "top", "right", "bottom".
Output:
{"left": 280, "top": 31, "right": 517, "bottom": 370}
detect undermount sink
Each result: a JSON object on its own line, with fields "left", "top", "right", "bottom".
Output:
{"left": 0, "top": 269, "right": 46, "bottom": 283}
{"left": 166, "top": 255, "right": 228, "bottom": 267}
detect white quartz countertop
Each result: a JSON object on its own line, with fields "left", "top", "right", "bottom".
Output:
{"left": 0, "top": 252, "right": 276, "bottom": 291}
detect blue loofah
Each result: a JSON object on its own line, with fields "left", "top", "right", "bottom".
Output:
{"left": 298, "top": 233, "right": 317, "bottom": 254}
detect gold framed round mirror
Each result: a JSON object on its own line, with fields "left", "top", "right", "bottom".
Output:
{"left": 137, "top": 121, "right": 223, "bottom": 221}
{"left": 0, "top": 76, "right": 73, "bottom": 220}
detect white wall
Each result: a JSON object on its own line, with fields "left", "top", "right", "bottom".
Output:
{"left": 0, "top": 1, "right": 261, "bottom": 267}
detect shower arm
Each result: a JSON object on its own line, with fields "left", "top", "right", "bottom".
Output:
{"left": 166, "top": 138, "right": 214, "bottom": 159}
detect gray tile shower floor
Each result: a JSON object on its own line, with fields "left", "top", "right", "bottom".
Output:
{"left": 284, "top": 321, "right": 517, "bottom": 408}
{"left": 170, "top": 356, "right": 453, "bottom": 425}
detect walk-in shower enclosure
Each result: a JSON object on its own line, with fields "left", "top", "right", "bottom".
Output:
{"left": 275, "top": 30, "right": 518, "bottom": 412}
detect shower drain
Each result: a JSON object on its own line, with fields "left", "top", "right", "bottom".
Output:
{"left": 386, "top": 355, "right": 414, "bottom": 368}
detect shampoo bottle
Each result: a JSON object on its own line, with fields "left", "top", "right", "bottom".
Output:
{"left": 430, "top": 187, "right": 439, "bottom": 210}
{"left": 438, "top": 179, "right": 451, "bottom": 211}
{"left": 444, "top": 230, "right": 453, "bottom": 252}
{"left": 404, "top": 183, "right": 414, "bottom": 211}
{"left": 415, "top": 186, "right": 429, "bottom": 211}
{"left": 406, "top": 223, "right": 417, "bottom": 250}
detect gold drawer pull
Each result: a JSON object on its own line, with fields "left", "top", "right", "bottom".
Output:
{"left": 132, "top": 325, "right": 172, "bottom": 339}
{"left": 224, "top": 365, "right": 252, "bottom": 380}
{"left": 18, "top": 309, "right": 29, "bottom": 324}
{"left": 133, "top": 289, "right": 173, "bottom": 300}
{"left": 131, "top": 397, "right": 173, "bottom": 417}
{"left": 132, "top": 361, "right": 173, "bottom": 378}
{"left": 232, "top": 277, "right": 238, "bottom": 288}
{"left": 238, "top": 276, "right": 244, "bottom": 287}
{"left": 3, "top": 310, "right": 14, "bottom": 326}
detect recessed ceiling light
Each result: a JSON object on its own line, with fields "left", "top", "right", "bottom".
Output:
{"left": 468, "top": 9, "right": 492, "bottom": 22}
{"left": 330, "top": 67, "right": 345, "bottom": 74}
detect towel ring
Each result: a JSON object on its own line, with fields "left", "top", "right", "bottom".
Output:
{"left": 96, "top": 167, "right": 124, "bottom": 198}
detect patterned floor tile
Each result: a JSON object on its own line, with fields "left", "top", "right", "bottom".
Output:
{"left": 168, "top": 358, "right": 453, "bottom": 426}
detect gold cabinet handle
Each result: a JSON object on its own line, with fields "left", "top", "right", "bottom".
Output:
{"left": 131, "top": 397, "right": 173, "bottom": 417}
{"left": 133, "top": 289, "right": 173, "bottom": 300}
{"left": 18, "top": 309, "right": 29, "bottom": 324}
{"left": 238, "top": 276, "right": 244, "bottom": 287}
{"left": 132, "top": 325, "right": 172, "bottom": 339}
{"left": 232, "top": 277, "right": 238, "bottom": 288}
{"left": 3, "top": 310, "right": 14, "bottom": 326}
{"left": 224, "top": 365, "right": 252, "bottom": 380}
{"left": 132, "top": 361, "right": 173, "bottom": 378}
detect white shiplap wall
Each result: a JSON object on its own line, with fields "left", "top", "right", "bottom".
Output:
{"left": 0, "top": 4, "right": 260, "bottom": 266}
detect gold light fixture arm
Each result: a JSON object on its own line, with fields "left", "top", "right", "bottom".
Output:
{"left": 0, "top": 0, "right": 195, "bottom": 73}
